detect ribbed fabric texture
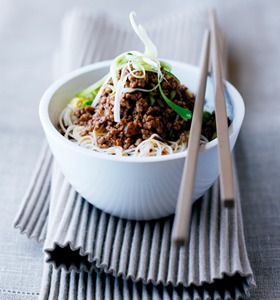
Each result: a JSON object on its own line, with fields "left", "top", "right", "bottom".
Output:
{"left": 42, "top": 160, "right": 255, "bottom": 291}
{"left": 13, "top": 140, "right": 51, "bottom": 243}
{"left": 13, "top": 8, "right": 255, "bottom": 299}
{"left": 39, "top": 264, "right": 252, "bottom": 300}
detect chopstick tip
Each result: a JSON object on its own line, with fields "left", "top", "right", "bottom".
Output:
{"left": 172, "top": 238, "right": 187, "bottom": 247}
{"left": 223, "top": 199, "right": 235, "bottom": 208}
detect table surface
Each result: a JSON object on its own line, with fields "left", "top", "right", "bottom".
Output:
{"left": 1, "top": 0, "right": 280, "bottom": 299}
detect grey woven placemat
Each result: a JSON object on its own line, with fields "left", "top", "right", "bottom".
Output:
{"left": 14, "top": 142, "right": 255, "bottom": 300}
{"left": 42, "top": 157, "right": 254, "bottom": 287}
{"left": 14, "top": 8, "right": 255, "bottom": 299}
{"left": 39, "top": 263, "right": 253, "bottom": 300}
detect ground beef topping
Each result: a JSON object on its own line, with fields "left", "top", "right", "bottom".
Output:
{"left": 72, "top": 68, "right": 215, "bottom": 149}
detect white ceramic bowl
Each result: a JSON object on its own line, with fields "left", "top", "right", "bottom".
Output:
{"left": 39, "top": 60, "right": 245, "bottom": 220}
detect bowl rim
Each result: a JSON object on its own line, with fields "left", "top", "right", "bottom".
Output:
{"left": 39, "top": 59, "right": 245, "bottom": 163}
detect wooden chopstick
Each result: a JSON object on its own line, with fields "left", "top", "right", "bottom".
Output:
{"left": 209, "top": 10, "right": 234, "bottom": 208}
{"left": 172, "top": 29, "right": 210, "bottom": 246}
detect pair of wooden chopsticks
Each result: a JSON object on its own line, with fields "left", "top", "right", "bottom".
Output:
{"left": 172, "top": 10, "right": 234, "bottom": 245}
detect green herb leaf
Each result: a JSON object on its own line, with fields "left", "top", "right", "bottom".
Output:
{"left": 158, "top": 81, "right": 192, "bottom": 121}
{"left": 127, "top": 52, "right": 133, "bottom": 55}
{"left": 149, "top": 94, "right": 156, "bottom": 106}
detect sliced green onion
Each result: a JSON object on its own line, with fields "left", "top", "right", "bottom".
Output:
{"left": 110, "top": 52, "right": 127, "bottom": 87}
{"left": 170, "top": 90, "right": 176, "bottom": 100}
{"left": 130, "top": 56, "right": 157, "bottom": 72}
{"left": 76, "top": 74, "right": 108, "bottom": 98}
{"left": 169, "top": 128, "right": 173, "bottom": 138}
{"left": 91, "top": 89, "right": 98, "bottom": 98}
{"left": 129, "top": 12, "right": 157, "bottom": 58}
{"left": 102, "top": 84, "right": 115, "bottom": 95}
{"left": 149, "top": 94, "right": 156, "bottom": 106}
{"left": 211, "top": 132, "right": 217, "bottom": 140}
{"left": 127, "top": 52, "right": 133, "bottom": 55}
{"left": 158, "top": 80, "right": 192, "bottom": 121}
{"left": 81, "top": 100, "right": 93, "bottom": 108}
{"left": 142, "top": 57, "right": 158, "bottom": 68}
{"left": 69, "top": 98, "right": 84, "bottom": 108}
{"left": 202, "top": 111, "right": 212, "bottom": 124}
{"left": 160, "top": 60, "right": 172, "bottom": 71}
{"left": 118, "top": 55, "right": 128, "bottom": 66}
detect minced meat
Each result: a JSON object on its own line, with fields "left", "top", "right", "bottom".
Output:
{"left": 72, "top": 67, "right": 214, "bottom": 149}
